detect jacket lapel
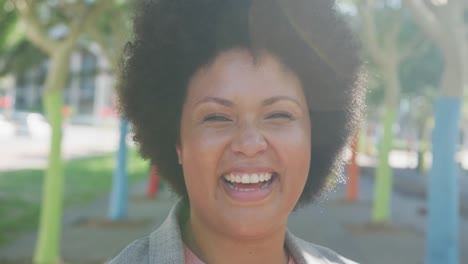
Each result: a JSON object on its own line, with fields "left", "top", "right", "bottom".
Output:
{"left": 149, "top": 200, "right": 186, "bottom": 264}
{"left": 286, "top": 231, "right": 331, "bottom": 264}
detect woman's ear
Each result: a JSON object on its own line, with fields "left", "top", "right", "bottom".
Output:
{"left": 176, "top": 144, "right": 182, "bottom": 165}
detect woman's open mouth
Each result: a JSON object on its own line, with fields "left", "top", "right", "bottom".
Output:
{"left": 221, "top": 172, "right": 278, "bottom": 202}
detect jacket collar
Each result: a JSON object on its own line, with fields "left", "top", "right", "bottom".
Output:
{"left": 148, "top": 200, "right": 186, "bottom": 264}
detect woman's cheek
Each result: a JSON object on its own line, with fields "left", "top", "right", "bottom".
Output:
{"left": 268, "top": 124, "right": 310, "bottom": 145}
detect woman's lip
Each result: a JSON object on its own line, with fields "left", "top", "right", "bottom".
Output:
{"left": 220, "top": 167, "right": 276, "bottom": 176}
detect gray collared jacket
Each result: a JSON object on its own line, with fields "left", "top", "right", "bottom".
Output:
{"left": 109, "top": 201, "right": 358, "bottom": 264}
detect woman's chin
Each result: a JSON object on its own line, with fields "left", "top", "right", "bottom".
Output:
{"left": 212, "top": 198, "right": 289, "bottom": 239}
{"left": 219, "top": 217, "right": 283, "bottom": 240}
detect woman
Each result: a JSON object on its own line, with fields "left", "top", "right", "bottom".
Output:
{"left": 111, "top": 0, "right": 365, "bottom": 263}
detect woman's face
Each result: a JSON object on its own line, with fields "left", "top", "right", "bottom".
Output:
{"left": 177, "top": 49, "right": 311, "bottom": 239}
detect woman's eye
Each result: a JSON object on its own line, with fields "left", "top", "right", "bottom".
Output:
{"left": 203, "top": 114, "right": 231, "bottom": 122}
{"left": 266, "top": 112, "right": 294, "bottom": 120}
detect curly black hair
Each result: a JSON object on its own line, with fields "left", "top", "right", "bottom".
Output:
{"left": 118, "top": 0, "right": 365, "bottom": 208}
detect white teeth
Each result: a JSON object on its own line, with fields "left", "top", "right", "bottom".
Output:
{"left": 259, "top": 174, "right": 265, "bottom": 182}
{"left": 223, "top": 172, "right": 273, "bottom": 184}
{"left": 251, "top": 174, "right": 259, "bottom": 183}
{"left": 241, "top": 174, "right": 249, "bottom": 183}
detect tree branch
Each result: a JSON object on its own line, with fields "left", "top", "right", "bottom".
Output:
{"left": 402, "top": 0, "right": 446, "bottom": 48}
{"left": 384, "top": 9, "right": 402, "bottom": 48}
{"left": 55, "top": 0, "right": 87, "bottom": 23}
{"left": 12, "top": 0, "right": 58, "bottom": 55}
{"left": 382, "top": 15, "right": 401, "bottom": 55}
{"left": 64, "top": 0, "right": 113, "bottom": 50}
{"left": 358, "top": 0, "right": 385, "bottom": 66}
{"left": 84, "top": 4, "right": 130, "bottom": 70}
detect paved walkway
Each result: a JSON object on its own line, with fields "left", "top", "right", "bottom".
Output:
{"left": 0, "top": 125, "right": 120, "bottom": 171}
{"left": 1, "top": 173, "right": 467, "bottom": 264}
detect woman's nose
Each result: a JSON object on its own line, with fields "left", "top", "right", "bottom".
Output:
{"left": 230, "top": 123, "right": 267, "bottom": 157}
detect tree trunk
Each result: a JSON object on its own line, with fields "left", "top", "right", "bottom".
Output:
{"left": 372, "top": 67, "right": 399, "bottom": 223}
{"left": 417, "top": 116, "right": 431, "bottom": 174}
{"left": 108, "top": 118, "right": 129, "bottom": 220}
{"left": 372, "top": 107, "right": 395, "bottom": 223}
{"left": 147, "top": 166, "right": 160, "bottom": 198}
{"left": 401, "top": 1, "right": 465, "bottom": 262}
{"left": 346, "top": 134, "right": 360, "bottom": 202}
{"left": 427, "top": 97, "right": 461, "bottom": 264}
{"left": 358, "top": 123, "right": 368, "bottom": 155}
{"left": 439, "top": 44, "right": 464, "bottom": 98}
{"left": 426, "top": 18, "right": 464, "bottom": 263}
{"left": 426, "top": 42, "right": 463, "bottom": 264}
{"left": 34, "top": 49, "right": 70, "bottom": 264}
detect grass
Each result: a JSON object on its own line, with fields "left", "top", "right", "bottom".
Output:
{"left": 0, "top": 149, "right": 150, "bottom": 245}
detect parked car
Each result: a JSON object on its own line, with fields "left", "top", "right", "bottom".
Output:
{"left": 0, "top": 113, "right": 15, "bottom": 139}
{"left": 12, "top": 112, "right": 51, "bottom": 139}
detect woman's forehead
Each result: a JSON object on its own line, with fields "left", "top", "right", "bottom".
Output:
{"left": 184, "top": 49, "right": 306, "bottom": 105}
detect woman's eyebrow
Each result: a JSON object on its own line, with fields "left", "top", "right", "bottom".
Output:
{"left": 194, "top": 95, "right": 300, "bottom": 107}
{"left": 262, "top": 96, "right": 301, "bottom": 106}
{"left": 195, "top": 96, "right": 234, "bottom": 107}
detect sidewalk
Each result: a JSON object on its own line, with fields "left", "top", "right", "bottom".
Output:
{"left": 0, "top": 125, "right": 120, "bottom": 171}
{"left": 0, "top": 182, "right": 178, "bottom": 264}
{"left": 1, "top": 175, "right": 467, "bottom": 263}
{"left": 290, "top": 176, "right": 468, "bottom": 264}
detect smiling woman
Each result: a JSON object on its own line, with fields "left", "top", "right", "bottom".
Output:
{"left": 111, "top": 0, "right": 365, "bottom": 264}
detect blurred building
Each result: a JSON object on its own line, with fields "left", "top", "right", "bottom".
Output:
{"left": 10, "top": 44, "right": 116, "bottom": 126}
{"left": 0, "top": 75, "right": 15, "bottom": 109}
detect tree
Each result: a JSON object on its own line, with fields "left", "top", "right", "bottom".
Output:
{"left": 346, "top": 134, "right": 360, "bottom": 202}
{"left": 356, "top": 0, "right": 424, "bottom": 223}
{"left": 11, "top": 1, "right": 113, "bottom": 263}
{"left": 403, "top": 0, "right": 466, "bottom": 263}
{"left": 85, "top": 0, "right": 133, "bottom": 220}
{"left": 399, "top": 41, "right": 441, "bottom": 173}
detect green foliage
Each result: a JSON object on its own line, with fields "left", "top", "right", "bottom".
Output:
{"left": 0, "top": 0, "right": 18, "bottom": 52}
{"left": 357, "top": 1, "right": 443, "bottom": 117}
{"left": 0, "top": 1, "right": 47, "bottom": 77}
{"left": 399, "top": 15, "right": 442, "bottom": 98}
{"left": 0, "top": 40, "right": 47, "bottom": 77}
{"left": 400, "top": 46, "right": 441, "bottom": 95}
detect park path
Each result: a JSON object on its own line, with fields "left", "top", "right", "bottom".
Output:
{"left": 0, "top": 125, "right": 120, "bottom": 172}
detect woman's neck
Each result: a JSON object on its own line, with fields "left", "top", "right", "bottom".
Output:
{"left": 182, "top": 213, "right": 290, "bottom": 264}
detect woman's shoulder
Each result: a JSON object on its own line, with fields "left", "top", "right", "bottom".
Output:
{"left": 108, "top": 237, "right": 150, "bottom": 264}
{"left": 286, "top": 231, "right": 359, "bottom": 264}
{"left": 108, "top": 201, "right": 186, "bottom": 264}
